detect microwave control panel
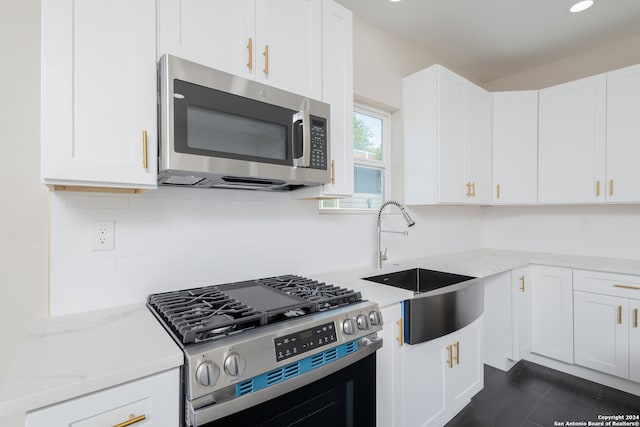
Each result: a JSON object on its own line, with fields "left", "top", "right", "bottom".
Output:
{"left": 310, "top": 118, "right": 327, "bottom": 170}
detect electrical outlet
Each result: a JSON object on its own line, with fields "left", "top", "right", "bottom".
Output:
{"left": 91, "top": 221, "right": 115, "bottom": 251}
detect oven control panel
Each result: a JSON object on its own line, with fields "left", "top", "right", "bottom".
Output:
{"left": 274, "top": 321, "right": 336, "bottom": 362}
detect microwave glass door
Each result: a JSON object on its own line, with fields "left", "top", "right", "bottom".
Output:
{"left": 173, "top": 79, "right": 294, "bottom": 166}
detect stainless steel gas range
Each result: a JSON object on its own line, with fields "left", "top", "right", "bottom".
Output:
{"left": 147, "top": 275, "right": 383, "bottom": 427}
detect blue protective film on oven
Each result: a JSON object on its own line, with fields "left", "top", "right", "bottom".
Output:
{"left": 236, "top": 340, "right": 359, "bottom": 397}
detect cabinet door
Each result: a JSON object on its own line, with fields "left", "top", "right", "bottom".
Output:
{"left": 437, "top": 67, "right": 468, "bottom": 204}
{"left": 512, "top": 267, "right": 532, "bottom": 361}
{"left": 630, "top": 299, "right": 640, "bottom": 383}
{"left": 157, "top": 0, "right": 255, "bottom": 79}
{"left": 492, "top": 91, "right": 539, "bottom": 204}
{"left": 41, "top": 0, "right": 157, "bottom": 190}
{"left": 400, "top": 334, "right": 448, "bottom": 427}
{"left": 574, "top": 291, "right": 629, "bottom": 378}
{"left": 538, "top": 74, "right": 606, "bottom": 204}
{"left": 483, "top": 271, "right": 515, "bottom": 370}
{"left": 606, "top": 64, "right": 640, "bottom": 202}
{"left": 465, "top": 83, "right": 492, "bottom": 204}
{"left": 26, "top": 368, "right": 179, "bottom": 426}
{"left": 376, "top": 304, "right": 402, "bottom": 427}
{"left": 446, "top": 319, "right": 483, "bottom": 415}
{"left": 319, "top": 0, "right": 353, "bottom": 197}
{"left": 530, "top": 266, "right": 574, "bottom": 363}
{"left": 255, "top": 0, "right": 322, "bottom": 99}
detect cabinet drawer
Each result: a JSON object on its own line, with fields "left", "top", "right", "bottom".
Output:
{"left": 26, "top": 368, "right": 179, "bottom": 427}
{"left": 574, "top": 269, "right": 640, "bottom": 299}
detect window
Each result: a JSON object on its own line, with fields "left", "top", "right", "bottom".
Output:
{"left": 321, "top": 104, "right": 390, "bottom": 211}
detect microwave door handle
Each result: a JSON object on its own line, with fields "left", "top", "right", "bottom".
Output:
{"left": 292, "top": 111, "right": 311, "bottom": 167}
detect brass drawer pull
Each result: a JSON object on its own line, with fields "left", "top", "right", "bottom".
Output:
{"left": 246, "top": 38, "right": 253, "bottom": 70}
{"left": 614, "top": 284, "right": 640, "bottom": 291}
{"left": 142, "top": 130, "right": 148, "bottom": 169}
{"left": 447, "top": 344, "right": 453, "bottom": 368}
{"left": 618, "top": 305, "right": 623, "bottom": 325}
{"left": 519, "top": 276, "right": 525, "bottom": 292}
{"left": 396, "top": 319, "right": 403, "bottom": 347}
{"left": 596, "top": 180, "right": 601, "bottom": 197}
{"left": 113, "top": 413, "right": 146, "bottom": 427}
{"left": 634, "top": 308, "right": 638, "bottom": 329}
{"left": 610, "top": 179, "right": 615, "bottom": 196}
{"left": 263, "top": 44, "right": 269, "bottom": 76}
{"left": 496, "top": 184, "right": 501, "bottom": 199}
{"left": 454, "top": 341, "right": 460, "bottom": 365}
{"left": 331, "top": 159, "right": 335, "bottom": 185}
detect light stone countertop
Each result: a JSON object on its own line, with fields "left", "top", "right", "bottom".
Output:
{"left": 310, "top": 248, "right": 640, "bottom": 308}
{"left": 0, "top": 304, "right": 183, "bottom": 417}
{"left": 2, "top": 247, "right": 639, "bottom": 418}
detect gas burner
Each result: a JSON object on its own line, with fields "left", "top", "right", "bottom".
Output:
{"left": 258, "top": 275, "right": 362, "bottom": 311}
{"left": 147, "top": 275, "right": 363, "bottom": 346}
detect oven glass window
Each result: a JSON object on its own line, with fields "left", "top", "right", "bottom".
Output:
{"left": 207, "top": 353, "right": 376, "bottom": 427}
{"left": 187, "top": 105, "right": 287, "bottom": 160}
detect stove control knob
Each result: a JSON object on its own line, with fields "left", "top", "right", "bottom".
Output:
{"left": 356, "top": 314, "right": 370, "bottom": 330}
{"left": 342, "top": 318, "right": 357, "bottom": 335}
{"left": 369, "top": 310, "right": 383, "bottom": 326}
{"left": 195, "top": 361, "right": 220, "bottom": 387}
{"left": 224, "top": 353, "right": 247, "bottom": 377}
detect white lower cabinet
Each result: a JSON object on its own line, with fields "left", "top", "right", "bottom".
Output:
{"left": 530, "top": 265, "right": 574, "bottom": 363}
{"left": 26, "top": 368, "right": 180, "bottom": 427}
{"left": 377, "top": 304, "right": 482, "bottom": 427}
{"left": 573, "top": 269, "right": 640, "bottom": 382}
{"left": 574, "top": 291, "right": 629, "bottom": 378}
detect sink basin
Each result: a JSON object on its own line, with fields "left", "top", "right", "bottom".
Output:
{"left": 362, "top": 268, "right": 483, "bottom": 345}
{"left": 363, "top": 268, "right": 475, "bottom": 294}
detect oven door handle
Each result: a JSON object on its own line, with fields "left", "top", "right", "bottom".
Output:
{"left": 292, "top": 110, "right": 311, "bottom": 168}
{"left": 188, "top": 335, "right": 382, "bottom": 426}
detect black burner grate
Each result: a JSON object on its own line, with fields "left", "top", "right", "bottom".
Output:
{"left": 147, "top": 275, "right": 362, "bottom": 346}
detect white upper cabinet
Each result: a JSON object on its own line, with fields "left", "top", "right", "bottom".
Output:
{"left": 492, "top": 91, "right": 538, "bottom": 204}
{"left": 606, "top": 64, "right": 640, "bottom": 202}
{"left": 295, "top": 0, "right": 353, "bottom": 199}
{"left": 158, "top": 0, "right": 322, "bottom": 100}
{"left": 538, "top": 74, "right": 606, "bottom": 204}
{"left": 403, "top": 65, "right": 492, "bottom": 205}
{"left": 41, "top": 0, "right": 158, "bottom": 191}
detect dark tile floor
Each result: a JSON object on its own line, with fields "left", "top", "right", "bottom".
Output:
{"left": 446, "top": 361, "right": 640, "bottom": 427}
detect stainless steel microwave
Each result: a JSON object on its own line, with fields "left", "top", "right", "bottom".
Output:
{"left": 158, "top": 54, "right": 331, "bottom": 191}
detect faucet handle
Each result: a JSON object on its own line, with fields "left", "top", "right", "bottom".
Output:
{"left": 381, "top": 248, "right": 388, "bottom": 262}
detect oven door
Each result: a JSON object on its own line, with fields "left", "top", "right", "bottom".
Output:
{"left": 205, "top": 353, "right": 376, "bottom": 427}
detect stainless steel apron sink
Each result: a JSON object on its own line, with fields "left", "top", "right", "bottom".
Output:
{"left": 363, "top": 268, "right": 484, "bottom": 345}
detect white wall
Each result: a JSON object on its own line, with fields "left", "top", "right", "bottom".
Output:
{"left": 484, "top": 32, "right": 640, "bottom": 90}
{"left": 483, "top": 205, "right": 640, "bottom": 259}
{"left": 0, "top": 1, "right": 48, "bottom": 426}
{"left": 49, "top": 189, "right": 483, "bottom": 315}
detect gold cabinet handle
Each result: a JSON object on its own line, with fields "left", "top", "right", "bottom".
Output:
{"left": 596, "top": 180, "right": 601, "bottom": 197}
{"left": 142, "top": 130, "right": 148, "bottom": 169}
{"left": 396, "top": 319, "right": 403, "bottom": 347}
{"left": 519, "top": 276, "right": 525, "bottom": 292}
{"left": 465, "top": 182, "right": 471, "bottom": 198}
{"left": 331, "top": 159, "right": 335, "bottom": 185}
{"left": 614, "top": 284, "right": 640, "bottom": 291}
{"left": 246, "top": 38, "right": 253, "bottom": 71}
{"left": 446, "top": 344, "right": 453, "bottom": 368}
{"left": 454, "top": 341, "right": 460, "bottom": 365}
{"left": 263, "top": 44, "right": 269, "bottom": 76}
{"left": 610, "top": 179, "right": 615, "bottom": 196}
{"left": 618, "top": 305, "right": 623, "bottom": 325}
{"left": 113, "top": 414, "right": 146, "bottom": 427}
{"left": 496, "top": 184, "right": 501, "bottom": 199}
{"left": 634, "top": 308, "right": 638, "bottom": 328}
{"left": 471, "top": 182, "right": 476, "bottom": 198}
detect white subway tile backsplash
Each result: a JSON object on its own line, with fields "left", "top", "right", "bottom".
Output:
{"left": 50, "top": 189, "right": 484, "bottom": 316}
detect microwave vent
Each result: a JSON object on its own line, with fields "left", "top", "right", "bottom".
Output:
{"left": 163, "top": 175, "right": 206, "bottom": 186}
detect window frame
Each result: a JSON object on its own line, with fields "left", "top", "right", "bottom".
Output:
{"left": 320, "top": 102, "right": 391, "bottom": 213}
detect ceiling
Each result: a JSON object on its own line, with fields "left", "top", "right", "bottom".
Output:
{"left": 335, "top": 0, "right": 640, "bottom": 83}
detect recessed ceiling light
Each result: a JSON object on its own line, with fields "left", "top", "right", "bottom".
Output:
{"left": 570, "top": 0, "right": 594, "bottom": 13}
{"left": 389, "top": 0, "right": 402, "bottom": 2}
